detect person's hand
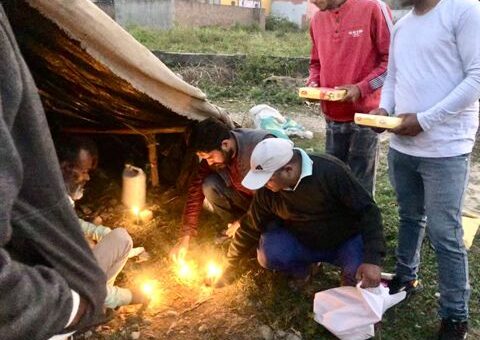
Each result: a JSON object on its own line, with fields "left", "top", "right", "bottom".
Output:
{"left": 336, "top": 84, "right": 361, "bottom": 102}
{"left": 306, "top": 81, "right": 319, "bottom": 87}
{"left": 205, "top": 265, "right": 237, "bottom": 288}
{"left": 391, "top": 113, "right": 423, "bottom": 136}
{"left": 368, "top": 108, "right": 390, "bottom": 133}
{"left": 225, "top": 220, "right": 241, "bottom": 238}
{"left": 356, "top": 263, "right": 381, "bottom": 288}
{"left": 169, "top": 235, "right": 190, "bottom": 262}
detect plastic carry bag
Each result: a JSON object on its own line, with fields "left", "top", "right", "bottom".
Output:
{"left": 249, "top": 104, "right": 313, "bottom": 139}
{"left": 313, "top": 283, "right": 406, "bottom": 340}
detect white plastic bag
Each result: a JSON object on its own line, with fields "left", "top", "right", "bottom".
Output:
{"left": 248, "top": 104, "right": 313, "bottom": 139}
{"left": 313, "top": 283, "right": 406, "bottom": 340}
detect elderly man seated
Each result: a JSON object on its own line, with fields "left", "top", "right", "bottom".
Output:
{"left": 56, "top": 137, "right": 148, "bottom": 309}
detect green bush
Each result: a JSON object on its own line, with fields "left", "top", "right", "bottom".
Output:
{"left": 265, "top": 15, "right": 300, "bottom": 32}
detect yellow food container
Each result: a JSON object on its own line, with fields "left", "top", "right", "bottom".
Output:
{"left": 354, "top": 113, "right": 402, "bottom": 129}
{"left": 298, "top": 87, "right": 347, "bottom": 101}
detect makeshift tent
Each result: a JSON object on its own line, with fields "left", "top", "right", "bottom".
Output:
{"left": 2, "top": 0, "right": 233, "bottom": 186}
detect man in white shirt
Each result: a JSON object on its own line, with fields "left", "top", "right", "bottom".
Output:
{"left": 370, "top": 0, "right": 480, "bottom": 338}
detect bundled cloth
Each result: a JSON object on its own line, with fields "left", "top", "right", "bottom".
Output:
{"left": 249, "top": 104, "right": 313, "bottom": 139}
{"left": 313, "top": 283, "right": 406, "bottom": 340}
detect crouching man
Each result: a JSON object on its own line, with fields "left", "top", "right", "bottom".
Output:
{"left": 170, "top": 118, "right": 273, "bottom": 261}
{"left": 57, "top": 137, "right": 148, "bottom": 308}
{"left": 219, "top": 138, "right": 386, "bottom": 288}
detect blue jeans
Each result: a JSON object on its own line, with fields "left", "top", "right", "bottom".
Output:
{"left": 202, "top": 173, "right": 251, "bottom": 223}
{"left": 326, "top": 120, "right": 378, "bottom": 195}
{"left": 388, "top": 148, "right": 470, "bottom": 320}
{"left": 257, "top": 223, "right": 363, "bottom": 285}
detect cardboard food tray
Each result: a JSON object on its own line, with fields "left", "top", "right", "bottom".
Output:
{"left": 354, "top": 113, "right": 402, "bottom": 129}
{"left": 298, "top": 87, "right": 347, "bottom": 101}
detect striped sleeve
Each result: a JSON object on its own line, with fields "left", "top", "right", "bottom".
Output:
{"left": 356, "top": 0, "right": 392, "bottom": 96}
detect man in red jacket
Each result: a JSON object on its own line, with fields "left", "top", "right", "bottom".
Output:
{"left": 308, "top": 0, "right": 392, "bottom": 194}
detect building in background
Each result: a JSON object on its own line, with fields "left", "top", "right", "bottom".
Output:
{"left": 93, "top": 0, "right": 265, "bottom": 30}
{"left": 221, "top": 0, "right": 271, "bottom": 15}
{"left": 270, "top": 0, "right": 406, "bottom": 29}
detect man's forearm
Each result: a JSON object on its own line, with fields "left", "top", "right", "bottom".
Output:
{"left": 358, "top": 205, "right": 386, "bottom": 266}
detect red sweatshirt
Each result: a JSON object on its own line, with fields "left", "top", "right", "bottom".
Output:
{"left": 308, "top": 0, "right": 392, "bottom": 122}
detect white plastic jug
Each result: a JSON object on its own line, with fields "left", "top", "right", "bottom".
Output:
{"left": 122, "top": 164, "right": 146, "bottom": 210}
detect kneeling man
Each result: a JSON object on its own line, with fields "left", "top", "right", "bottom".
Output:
{"left": 224, "top": 138, "right": 386, "bottom": 288}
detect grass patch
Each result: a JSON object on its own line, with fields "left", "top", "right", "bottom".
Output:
{"left": 129, "top": 25, "right": 311, "bottom": 106}
{"left": 172, "top": 55, "right": 309, "bottom": 106}
{"left": 128, "top": 25, "right": 310, "bottom": 57}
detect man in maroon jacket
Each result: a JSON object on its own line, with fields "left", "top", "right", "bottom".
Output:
{"left": 308, "top": 0, "right": 392, "bottom": 194}
{"left": 169, "top": 118, "right": 273, "bottom": 260}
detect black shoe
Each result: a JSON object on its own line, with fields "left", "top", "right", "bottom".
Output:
{"left": 438, "top": 319, "right": 468, "bottom": 340}
{"left": 388, "top": 277, "right": 423, "bottom": 296}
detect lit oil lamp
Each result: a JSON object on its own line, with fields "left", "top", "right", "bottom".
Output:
{"left": 132, "top": 206, "right": 140, "bottom": 224}
{"left": 142, "top": 280, "right": 155, "bottom": 295}
{"left": 140, "top": 279, "right": 162, "bottom": 307}
{"left": 206, "top": 262, "right": 223, "bottom": 282}
{"left": 174, "top": 258, "right": 198, "bottom": 285}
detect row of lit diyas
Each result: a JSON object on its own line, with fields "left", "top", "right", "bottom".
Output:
{"left": 174, "top": 258, "right": 223, "bottom": 286}
{"left": 130, "top": 208, "right": 224, "bottom": 308}
{"left": 138, "top": 259, "right": 224, "bottom": 308}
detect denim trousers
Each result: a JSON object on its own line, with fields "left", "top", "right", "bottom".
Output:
{"left": 325, "top": 120, "right": 379, "bottom": 195}
{"left": 388, "top": 147, "right": 471, "bottom": 320}
{"left": 256, "top": 222, "right": 363, "bottom": 285}
{"left": 202, "top": 173, "right": 251, "bottom": 223}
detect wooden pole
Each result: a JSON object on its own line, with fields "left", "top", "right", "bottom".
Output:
{"left": 63, "top": 126, "right": 186, "bottom": 135}
{"left": 62, "top": 126, "right": 187, "bottom": 188}
{"left": 145, "top": 134, "right": 159, "bottom": 187}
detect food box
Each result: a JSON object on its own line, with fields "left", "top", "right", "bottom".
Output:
{"left": 354, "top": 113, "right": 402, "bottom": 129}
{"left": 298, "top": 87, "right": 347, "bottom": 101}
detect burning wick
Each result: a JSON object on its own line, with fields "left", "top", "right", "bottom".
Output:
{"left": 132, "top": 206, "right": 140, "bottom": 224}
{"left": 140, "top": 279, "right": 162, "bottom": 307}
{"left": 174, "top": 258, "right": 197, "bottom": 284}
{"left": 142, "top": 281, "right": 155, "bottom": 295}
{"left": 177, "top": 259, "right": 192, "bottom": 278}
{"left": 205, "top": 261, "right": 223, "bottom": 284}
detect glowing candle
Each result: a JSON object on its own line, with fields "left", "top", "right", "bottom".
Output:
{"left": 205, "top": 261, "right": 223, "bottom": 284}
{"left": 174, "top": 258, "right": 197, "bottom": 285}
{"left": 132, "top": 206, "right": 140, "bottom": 224}
{"left": 139, "top": 279, "right": 162, "bottom": 307}
{"left": 142, "top": 281, "right": 155, "bottom": 295}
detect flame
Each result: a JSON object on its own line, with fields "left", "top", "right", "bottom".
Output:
{"left": 140, "top": 279, "right": 162, "bottom": 307}
{"left": 142, "top": 280, "right": 155, "bottom": 295}
{"left": 206, "top": 261, "right": 223, "bottom": 283}
{"left": 132, "top": 206, "right": 140, "bottom": 216}
{"left": 174, "top": 258, "right": 198, "bottom": 285}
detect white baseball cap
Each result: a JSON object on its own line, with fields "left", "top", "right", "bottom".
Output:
{"left": 242, "top": 138, "right": 294, "bottom": 190}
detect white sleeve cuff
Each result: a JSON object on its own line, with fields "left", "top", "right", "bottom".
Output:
{"left": 416, "top": 111, "right": 432, "bottom": 131}
{"left": 65, "top": 289, "right": 80, "bottom": 328}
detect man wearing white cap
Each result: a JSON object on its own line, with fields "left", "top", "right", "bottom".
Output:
{"left": 223, "top": 138, "right": 386, "bottom": 288}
